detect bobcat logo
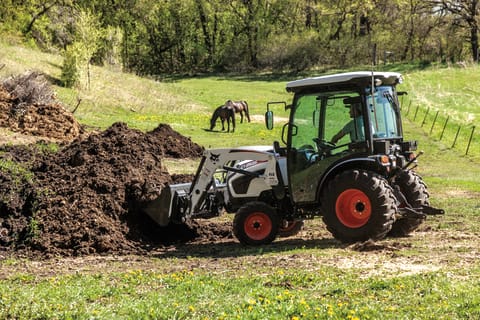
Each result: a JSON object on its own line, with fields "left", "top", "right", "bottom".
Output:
{"left": 210, "top": 153, "right": 220, "bottom": 164}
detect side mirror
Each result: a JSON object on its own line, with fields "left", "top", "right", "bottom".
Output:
{"left": 265, "top": 110, "right": 274, "bottom": 130}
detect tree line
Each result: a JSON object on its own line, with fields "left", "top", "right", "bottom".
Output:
{"left": 0, "top": 0, "right": 479, "bottom": 85}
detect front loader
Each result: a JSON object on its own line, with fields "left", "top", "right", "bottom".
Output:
{"left": 144, "top": 71, "right": 444, "bottom": 245}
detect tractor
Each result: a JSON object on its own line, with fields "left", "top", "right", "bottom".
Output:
{"left": 144, "top": 71, "right": 444, "bottom": 245}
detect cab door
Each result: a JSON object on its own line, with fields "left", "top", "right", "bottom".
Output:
{"left": 287, "top": 91, "right": 362, "bottom": 204}
{"left": 287, "top": 93, "right": 325, "bottom": 203}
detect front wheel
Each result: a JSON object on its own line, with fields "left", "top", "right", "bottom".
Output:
{"left": 320, "top": 170, "right": 396, "bottom": 243}
{"left": 233, "top": 201, "right": 280, "bottom": 245}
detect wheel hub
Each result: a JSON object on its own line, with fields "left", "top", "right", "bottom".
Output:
{"left": 335, "top": 188, "right": 372, "bottom": 228}
{"left": 244, "top": 212, "right": 272, "bottom": 240}
{"left": 355, "top": 202, "right": 365, "bottom": 212}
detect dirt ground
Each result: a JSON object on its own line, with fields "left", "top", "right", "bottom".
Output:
{"left": 1, "top": 219, "right": 478, "bottom": 281}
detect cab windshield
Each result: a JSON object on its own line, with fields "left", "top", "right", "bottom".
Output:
{"left": 367, "top": 86, "right": 401, "bottom": 139}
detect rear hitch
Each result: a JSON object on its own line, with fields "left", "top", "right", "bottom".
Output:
{"left": 392, "top": 184, "right": 445, "bottom": 218}
{"left": 398, "top": 205, "right": 445, "bottom": 219}
{"left": 420, "top": 205, "right": 445, "bottom": 215}
{"left": 398, "top": 207, "right": 427, "bottom": 220}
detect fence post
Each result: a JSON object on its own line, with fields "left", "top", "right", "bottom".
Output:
{"left": 413, "top": 105, "right": 420, "bottom": 121}
{"left": 440, "top": 116, "right": 449, "bottom": 141}
{"left": 452, "top": 125, "right": 461, "bottom": 148}
{"left": 421, "top": 107, "right": 430, "bottom": 127}
{"left": 430, "top": 110, "right": 439, "bottom": 135}
{"left": 405, "top": 100, "right": 412, "bottom": 116}
{"left": 466, "top": 126, "right": 475, "bottom": 155}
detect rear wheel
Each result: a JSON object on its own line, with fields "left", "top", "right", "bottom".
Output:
{"left": 320, "top": 170, "right": 396, "bottom": 243}
{"left": 233, "top": 201, "right": 279, "bottom": 245}
{"left": 278, "top": 219, "right": 304, "bottom": 238}
{"left": 389, "top": 170, "right": 429, "bottom": 237}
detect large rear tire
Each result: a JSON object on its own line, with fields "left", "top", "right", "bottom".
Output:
{"left": 389, "top": 170, "right": 429, "bottom": 237}
{"left": 320, "top": 170, "right": 396, "bottom": 243}
{"left": 233, "top": 201, "right": 280, "bottom": 245}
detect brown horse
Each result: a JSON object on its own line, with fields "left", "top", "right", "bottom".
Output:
{"left": 225, "top": 100, "right": 250, "bottom": 123}
{"left": 209, "top": 105, "right": 236, "bottom": 132}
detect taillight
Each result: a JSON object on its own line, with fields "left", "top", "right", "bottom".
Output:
{"left": 380, "top": 155, "right": 390, "bottom": 165}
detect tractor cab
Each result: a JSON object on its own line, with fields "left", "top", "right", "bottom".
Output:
{"left": 262, "top": 71, "right": 442, "bottom": 244}
{"left": 266, "top": 72, "right": 416, "bottom": 205}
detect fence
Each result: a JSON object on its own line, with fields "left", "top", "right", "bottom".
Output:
{"left": 401, "top": 102, "right": 478, "bottom": 159}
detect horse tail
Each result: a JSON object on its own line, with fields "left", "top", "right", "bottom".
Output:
{"left": 243, "top": 100, "right": 251, "bottom": 122}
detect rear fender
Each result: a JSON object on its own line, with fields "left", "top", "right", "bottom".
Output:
{"left": 316, "top": 158, "right": 378, "bottom": 199}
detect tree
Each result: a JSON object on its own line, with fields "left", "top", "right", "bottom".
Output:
{"left": 4, "top": 0, "right": 478, "bottom": 74}
{"left": 432, "top": 0, "right": 479, "bottom": 62}
{"left": 225, "top": 0, "right": 273, "bottom": 69}
{"left": 61, "top": 9, "right": 101, "bottom": 88}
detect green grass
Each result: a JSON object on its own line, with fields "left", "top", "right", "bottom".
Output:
{"left": 2, "top": 40, "right": 478, "bottom": 150}
{"left": 1, "top": 266, "right": 479, "bottom": 319}
{"left": 0, "top": 158, "right": 34, "bottom": 186}
{"left": 400, "top": 65, "right": 480, "bottom": 124}
{"left": 1, "top": 40, "right": 480, "bottom": 320}
{"left": 397, "top": 65, "right": 480, "bottom": 158}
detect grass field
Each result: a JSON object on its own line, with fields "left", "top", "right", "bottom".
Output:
{"left": 1, "top": 40, "right": 479, "bottom": 319}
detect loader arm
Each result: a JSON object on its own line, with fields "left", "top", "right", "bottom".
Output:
{"left": 188, "top": 147, "right": 280, "bottom": 218}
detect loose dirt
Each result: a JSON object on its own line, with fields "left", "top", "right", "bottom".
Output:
{"left": 0, "top": 73, "right": 83, "bottom": 142}
{"left": 0, "top": 121, "right": 231, "bottom": 258}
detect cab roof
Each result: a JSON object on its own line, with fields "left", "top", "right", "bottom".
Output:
{"left": 286, "top": 71, "right": 402, "bottom": 93}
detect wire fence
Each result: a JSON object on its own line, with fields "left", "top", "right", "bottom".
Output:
{"left": 401, "top": 102, "right": 478, "bottom": 159}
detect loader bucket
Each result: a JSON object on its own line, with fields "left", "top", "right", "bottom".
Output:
{"left": 143, "top": 187, "right": 172, "bottom": 226}
{"left": 142, "top": 183, "right": 191, "bottom": 226}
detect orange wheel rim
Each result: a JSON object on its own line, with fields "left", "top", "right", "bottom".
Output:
{"left": 244, "top": 212, "right": 272, "bottom": 240}
{"left": 335, "top": 189, "right": 372, "bottom": 228}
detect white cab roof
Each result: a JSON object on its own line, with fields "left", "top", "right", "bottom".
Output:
{"left": 286, "top": 71, "right": 402, "bottom": 91}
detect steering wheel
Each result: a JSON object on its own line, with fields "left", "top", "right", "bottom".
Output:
{"left": 313, "top": 138, "right": 336, "bottom": 150}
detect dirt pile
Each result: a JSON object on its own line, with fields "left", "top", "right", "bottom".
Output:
{"left": 0, "top": 72, "right": 83, "bottom": 141}
{"left": 0, "top": 71, "right": 231, "bottom": 258}
{"left": 0, "top": 121, "right": 231, "bottom": 258}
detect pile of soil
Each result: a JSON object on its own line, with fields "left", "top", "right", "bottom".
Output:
{"left": 0, "top": 72, "right": 83, "bottom": 142}
{"left": 0, "top": 121, "right": 233, "bottom": 258}
{"left": 0, "top": 71, "right": 233, "bottom": 258}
